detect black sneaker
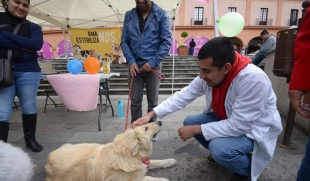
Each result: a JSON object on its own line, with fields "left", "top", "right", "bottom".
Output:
{"left": 207, "top": 155, "right": 218, "bottom": 165}
{"left": 152, "top": 134, "right": 158, "bottom": 142}
{"left": 231, "top": 173, "right": 251, "bottom": 181}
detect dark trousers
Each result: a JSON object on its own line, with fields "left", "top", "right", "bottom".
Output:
{"left": 128, "top": 64, "right": 161, "bottom": 123}
{"left": 252, "top": 52, "right": 265, "bottom": 66}
{"left": 189, "top": 47, "right": 194, "bottom": 56}
{"left": 297, "top": 137, "right": 310, "bottom": 181}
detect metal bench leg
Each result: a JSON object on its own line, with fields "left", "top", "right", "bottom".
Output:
{"left": 105, "top": 80, "right": 114, "bottom": 117}
{"left": 98, "top": 88, "right": 103, "bottom": 131}
{"left": 13, "top": 101, "right": 18, "bottom": 110}
{"left": 44, "top": 93, "right": 49, "bottom": 113}
{"left": 47, "top": 94, "right": 57, "bottom": 107}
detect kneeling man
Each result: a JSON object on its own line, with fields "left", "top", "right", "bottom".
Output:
{"left": 132, "top": 37, "right": 283, "bottom": 181}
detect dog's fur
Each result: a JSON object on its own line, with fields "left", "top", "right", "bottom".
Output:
{"left": 0, "top": 141, "right": 33, "bottom": 181}
{"left": 111, "top": 43, "right": 123, "bottom": 64}
{"left": 72, "top": 44, "right": 82, "bottom": 60}
{"left": 45, "top": 122, "right": 176, "bottom": 181}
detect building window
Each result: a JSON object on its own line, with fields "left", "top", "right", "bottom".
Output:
{"left": 289, "top": 9, "right": 298, "bottom": 26}
{"left": 228, "top": 7, "right": 237, "bottom": 13}
{"left": 259, "top": 8, "right": 268, "bottom": 25}
{"left": 194, "top": 7, "right": 203, "bottom": 25}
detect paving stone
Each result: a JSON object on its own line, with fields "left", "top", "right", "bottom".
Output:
{"left": 2, "top": 95, "right": 308, "bottom": 181}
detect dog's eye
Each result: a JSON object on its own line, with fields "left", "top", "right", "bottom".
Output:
{"left": 145, "top": 127, "right": 148, "bottom": 132}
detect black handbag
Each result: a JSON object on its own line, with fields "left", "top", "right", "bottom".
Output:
{"left": 0, "top": 21, "right": 24, "bottom": 88}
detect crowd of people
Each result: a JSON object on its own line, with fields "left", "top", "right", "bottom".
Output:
{"left": 0, "top": 0, "right": 309, "bottom": 180}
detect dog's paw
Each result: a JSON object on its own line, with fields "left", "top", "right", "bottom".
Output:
{"left": 149, "top": 159, "right": 177, "bottom": 169}
{"left": 163, "top": 158, "right": 177, "bottom": 167}
{"left": 142, "top": 176, "right": 169, "bottom": 181}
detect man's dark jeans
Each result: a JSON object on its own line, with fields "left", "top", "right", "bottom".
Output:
{"left": 297, "top": 137, "right": 310, "bottom": 181}
{"left": 189, "top": 47, "right": 194, "bottom": 56}
{"left": 128, "top": 64, "right": 161, "bottom": 123}
{"left": 252, "top": 52, "right": 265, "bottom": 66}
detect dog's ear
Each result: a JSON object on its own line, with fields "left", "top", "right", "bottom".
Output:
{"left": 130, "top": 139, "right": 139, "bottom": 156}
{"left": 134, "top": 128, "right": 151, "bottom": 153}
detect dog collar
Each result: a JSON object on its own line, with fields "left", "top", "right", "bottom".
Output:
{"left": 142, "top": 157, "right": 150, "bottom": 168}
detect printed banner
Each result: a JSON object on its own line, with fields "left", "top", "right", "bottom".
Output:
{"left": 70, "top": 28, "right": 125, "bottom": 66}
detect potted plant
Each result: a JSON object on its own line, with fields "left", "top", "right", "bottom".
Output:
{"left": 178, "top": 32, "right": 189, "bottom": 56}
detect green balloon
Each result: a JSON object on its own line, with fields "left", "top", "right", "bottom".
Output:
{"left": 218, "top": 12, "right": 245, "bottom": 37}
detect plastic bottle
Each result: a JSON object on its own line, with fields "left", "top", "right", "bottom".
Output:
{"left": 117, "top": 100, "right": 124, "bottom": 117}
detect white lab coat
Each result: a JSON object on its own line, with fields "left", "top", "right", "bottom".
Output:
{"left": 154, "top": 64, "right": 283, "bottom": 181}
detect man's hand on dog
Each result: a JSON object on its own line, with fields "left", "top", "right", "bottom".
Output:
{"left": 131, "top": 116, "right": 150, "bottom": 129}
{"left": 178, "top": 125, "right": 202, "bottom": 142}
{"left": 130, "top": 63, "right": 140, "bottom": 76}
{"left": 140, "top": 63, "right": 152, "bottom": 72}
{"left": 289, "top": 90, "right": 310, "bottom": 118}
{"left": 131, "top": 111, "right": 157, "bottom": 129}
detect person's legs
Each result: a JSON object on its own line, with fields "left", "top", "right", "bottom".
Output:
{"left": 208, "top": 136, "right": 254, "bottom": 177}
{"left": 144, "top": 64, "right": 161, "bottom": 123}
{"left": 0, "top": 84, "right": 15, "bottom": 122}
{"left": 128, "top": 71, "right": 144, "bottom": 123}
{"left": 189, "top": 47, "right": 194, "bottom": 56}
{"left": 252, "top": 52, "right": 265, "bottom": 65}
{"left": 0, "top": 83, "right": 15, "bottom": 142}
{"left": 183, "top": 112, "right": 220, "bottom": 148}
{"left": 297, "top": 137, "right": 310, "bottom": 181}
{"left": 184, "top": 112, "right": 253, "bottom": 177}
{"left": 15, "top": 72, "right": 41, "bottom": 115}
{"left": 15, "top": 72, "right": 43, "bottom": 152}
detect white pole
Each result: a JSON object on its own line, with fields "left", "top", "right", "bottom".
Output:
{"left": 68, "top": 28, "right": 73, "bottom": 56}
{"left": 213, "top": 0, "right": 219, "bottom": 37}
{"left": 172, "top": 18, "right": 176, "bottom": 95}
{"left": 62, "top": 29, "right": 69, "bottom": 61}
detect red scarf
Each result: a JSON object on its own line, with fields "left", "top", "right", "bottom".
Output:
{"left": 211, "top": 52, "right": 252, "bottom": 119}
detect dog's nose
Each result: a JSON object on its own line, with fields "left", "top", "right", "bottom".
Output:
{"left": 158, "top": 121, "right": 162, "bottom": 126}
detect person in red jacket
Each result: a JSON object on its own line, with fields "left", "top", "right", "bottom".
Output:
{"left": 288, "top": 6, "right": 310, "bottom": 181}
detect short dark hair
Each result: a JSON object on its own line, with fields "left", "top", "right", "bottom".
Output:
{"left": 260, "top": 28, "right": 269, "bottom": 35}
{"left": 197, "top": 37, "right": 236, "bottom": 69}
{"left": 1, "top": 0, "right": 30, "bottom": 6}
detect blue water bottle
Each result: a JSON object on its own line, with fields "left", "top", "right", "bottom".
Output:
{"left": 117, "top": 100, "right": 124, "bottom": 117}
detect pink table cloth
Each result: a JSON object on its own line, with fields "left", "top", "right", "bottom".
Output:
{"left": 46, "top": 74, "right": 101, "bottom": 111}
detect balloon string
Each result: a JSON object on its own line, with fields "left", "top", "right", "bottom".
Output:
{"left": 125, "top": 69, "right": 165, "bottom": 130}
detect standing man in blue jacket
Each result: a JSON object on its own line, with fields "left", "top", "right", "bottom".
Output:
{"left": 121, "top": 0, "right": 172, "bottom": 140}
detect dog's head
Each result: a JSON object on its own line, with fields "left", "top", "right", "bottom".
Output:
{"left": 80, "top": 50, "right": 90, "bottom": 58}
{"left": 89, "top": 49, "right": 96, "bottom": 57}
{"left": 111, "top": 44, "right": 121, "bottom": 53}
{"left": 72, "top": 45, "right": 81, "bottom": 54}
{"left": 96, "top": 53, "right": 102, "bottom": 60}
{"left": 109, "top": 121, "right": 161, "bottom": 172}
{"left": 114, "top": 121, "right": 162, "bottom": 157}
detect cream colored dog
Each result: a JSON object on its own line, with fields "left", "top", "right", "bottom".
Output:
{"left": 45, "top": 121, "right": 176, "bottom": 181}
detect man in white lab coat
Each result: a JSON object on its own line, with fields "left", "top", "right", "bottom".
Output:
{"left": 132, "top": 37, "right": 283, "bottom": 181}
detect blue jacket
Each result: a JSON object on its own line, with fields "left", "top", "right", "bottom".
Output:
{"left": 0, "top": 22, "right": 43, "bottom": 72}
{"left": 121, "top": 2, "right": 172, "bottom": 68}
